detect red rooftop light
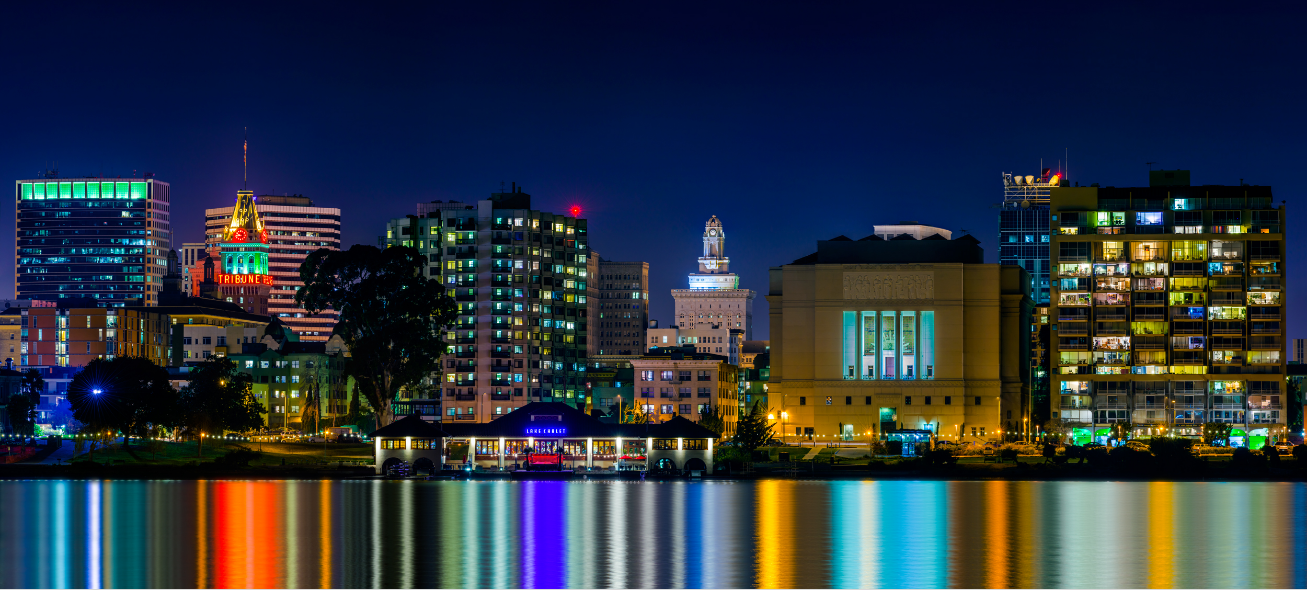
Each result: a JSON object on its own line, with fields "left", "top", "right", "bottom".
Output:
{"left": 570, "top": 205, "right": 582, "bottom": 217}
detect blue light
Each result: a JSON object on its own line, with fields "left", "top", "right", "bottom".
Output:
{"left": 92, "top": 389, "right": 101, "bottom": 396}
{"left": 525, "top": 427, "right": 567, "bottom": 436}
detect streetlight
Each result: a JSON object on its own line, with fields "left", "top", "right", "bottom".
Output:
{"left": 92, "top": 389, "right": 102, "bottom": 396}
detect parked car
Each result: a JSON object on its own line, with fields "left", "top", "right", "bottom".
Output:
{"left": 1273, "top": 441, "right": 1293, "bottom": 455}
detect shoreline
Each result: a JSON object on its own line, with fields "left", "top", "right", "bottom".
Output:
{"left": 2, "top": 463, "right": 1304, "bottom": 483}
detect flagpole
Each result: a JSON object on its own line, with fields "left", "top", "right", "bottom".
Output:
{"left": 243, "top": 127, "right": 247, "bottom": 189}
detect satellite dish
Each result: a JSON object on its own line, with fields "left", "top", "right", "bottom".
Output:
{"left": 1021, "top": 200, "right": 1031, "bottom": 209}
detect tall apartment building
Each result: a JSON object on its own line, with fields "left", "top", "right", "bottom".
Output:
{"left": 1292, "top": 339, "right": 1305, "bottom": 364}
{"left": 15, "top": 175, "right": 172, "bottom": 305}
{"left": 595, "top": 258, "right": 648, "bottom": 355}
{"left": 380, "top": 186, "right": 595, "bottom": 422}
{"left": 1050, "top": 171, "right": 1287, "bottom": 447}
{"left": 205, "top": 194, "right": 339, "bottom": 341}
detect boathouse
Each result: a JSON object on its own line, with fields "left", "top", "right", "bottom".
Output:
{"left": 369, "top": 414, "right": 447, "bottom": 475}
{"left": 441, "top": 402, "right": 719, "bottom": 473}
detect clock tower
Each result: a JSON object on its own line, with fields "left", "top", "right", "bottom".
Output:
{"left": 193, "top": 190, "right": 272, "bottom": 315}
{"left": 689, "top": 215, "right": 739, "bottom": 290}
{"left": 671, "top": 215, "right": 755, "bottom": 341}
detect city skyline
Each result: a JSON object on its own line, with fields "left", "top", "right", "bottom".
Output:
{"left": 2, "top": 4, "right": 1304, "bottom": 342}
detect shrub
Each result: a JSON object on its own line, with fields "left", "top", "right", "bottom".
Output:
{"left": 214, "top": 447, "right": 261, "bottom": 467}
{"left": 925, "top": 448, "right": 957, "bottom": 467}
{"left": 1148, "top": 437, "right": 1195, "bottom": 463}
{"left": 998, "top": 448, "right": 1019, "bottom": 462}
{"left": 1231, "top": 447, "right": 1267, "bottom": 472}
{"left": 1293, "top": 444, "right": 1307, "bottom": 467}
{"left": 1263, "top": 444, "right": 1281, "bottom": 464}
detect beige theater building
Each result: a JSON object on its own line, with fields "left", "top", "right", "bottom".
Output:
{"left": 767, "top": 224, "right": 1032, "bottom": 443}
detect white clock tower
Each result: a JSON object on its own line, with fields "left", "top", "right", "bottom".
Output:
{"left": 668, "top": 215, "right": 755, "bottom": 343}
{"left": 690, "top": 215, "right": 738, "bottom": 290}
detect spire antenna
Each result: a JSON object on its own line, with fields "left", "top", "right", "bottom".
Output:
{"left": 243, "top": 127, "right": 248, "bottom": 189}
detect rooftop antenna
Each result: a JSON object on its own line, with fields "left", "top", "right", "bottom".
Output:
{"left": 244, "top": 127, "right": 248, "bottom": 189}
{"left": 1146, "top": 161, "right": 1157, "bottom": 171}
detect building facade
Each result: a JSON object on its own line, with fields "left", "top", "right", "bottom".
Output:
{"left": 1049, "top": 172, "right": 1287, "bottom": 445}
{"left": 205, "top": 194, "right": 340, "bottom": 341}
{"left": 229, "top": 335, "right": 350, "bottom": 430}
{"left": 767, "top": 228, "right": 1031, "bottom": 443}
{"left": 179, "top": 242, "right": 206, "bottom": 296}
{"left": 672, "top": 216, "right": 755, "bottom": 339}
{"left": 630, "top": 346, "right": 741, "bottom": 435}
{"left": 594, "top": 258, "right": 649, "bottom": 355}
{"left": 15, "top": 175, "right": 172, "bottom": 305}
{"left": 23, "top": 302, "right": 172, "bottom": 369}
{"left": 380, "top": 187, "right": 595, "bottom": 422}
{"left": 1000, "top": 171, "right": 1056, "bottom": 305}
{"left": 647, "top": 325, "right": 742, "bottom": 365}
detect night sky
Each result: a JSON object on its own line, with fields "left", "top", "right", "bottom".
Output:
{"left": 3, "top": 2, "right": 1303, "bottom": 341}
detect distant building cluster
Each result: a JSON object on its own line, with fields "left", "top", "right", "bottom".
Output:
{"left": 4, "top": 166, "right": 1298, "bottom": 456}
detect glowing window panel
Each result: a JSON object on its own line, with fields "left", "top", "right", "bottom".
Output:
{"left": 861, "top": 311, "right": 877, "bottom": 379}
{"left": 880, "top": 311, "right": 896, "bottom": 379}
{"left": 72, "top": 182, "right": 85, "bottom": 198}
{"left": 920, "top": 311, "right": 935, "bottom": 380}
{"left": 115, "top": 182, "right": 129, "bottom": 199}
{"left": 129, "top": 182, "right": 146, "bottom": 199}
{"left": 842, "top": 311, "right": 857, "bottom": 379}
{"left": 59, "top": 182, "right": 71, "bottom": 198}
{"left": 901, "top": 311, "right": 917, "bottom": 380}
{"left": 21, "top": 183, "right": 33, "bottom": 200}
{"left": 47, "top": 182, "right": 59, "bottom": 199}
{"left": 86, "top": 182, "right": 99, "bottom": 198}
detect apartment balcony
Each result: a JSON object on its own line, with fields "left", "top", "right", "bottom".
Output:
{"left": 490, "top": 379, "right": 512, "bottom": 386}
{"left": 1172, "top": 324, "right": 1205, "bottom": 335}
{"left": 1095, "top": 310, "right": 1128, "bottom": 321}
{"left": 1133, "top": 309, "right": 1166, "bottom": 321}
{"left": 1250, "top": 309, "right": 1281, "bottom": 320}
{"left": 491, "top": 337, "right": 512, "bottom": 344}
{"left": 1212, "top": 403, "right": 1243, "bottom": 410}
{"left": 1251, "top": 325, "right": 1281, "bottom": 334}
{"left": 1097, "top": 401, "right": 1129, "bottom": 410}
{"left": 490, "top": 351, "right": 511, "bottom": 359}
{"left": 1171, "top": 267, "right": 1205, "bottom": 277}
{"left": 455, "top": 393, "right": 476, "bottom": 401}
{"left": 490, "top": 393, "right": 512, "bottom": 401}
{"left": 1250, "top": 253, "right": 1280, "bottom": 261}
{"left": 1059, "top": 327, "right": 1089, "bottom": 336}
{"left": 1210, "top": 294, "right": 1244, "bottom": 306}
{"left": 456, "top": 337, "right": 477, "bottom": 345}
{"left": 456, "top": 293, "right": 478, "bottom": 302}
{"left": 453, "top": 414, "right": 477, "bottom": 421}
{"left": 1249, "top": 336, "right": 1282, "bottom": 350}
{"left": 1209, "top": 326, "right": 1244, "bottom": 335}
{"left": 1249, "top": 279, "right": 1282, "bottom": 290}
{"left": 1209, "top": 279, "right": 1245, "bottom": 291}
{"left": 456, "top": 351, "right": 477, "bottom": 359}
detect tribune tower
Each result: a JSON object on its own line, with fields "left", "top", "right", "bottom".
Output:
{"left": 195, "top": 190, "right": 272, "bottom": 315}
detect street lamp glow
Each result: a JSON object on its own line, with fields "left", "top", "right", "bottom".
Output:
{"left": 92, "top": 389, "right": 102, "bottom": 395}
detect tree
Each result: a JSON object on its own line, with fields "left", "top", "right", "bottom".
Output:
{"left": 296, "top": 245, "right": 456, "bottom": 426}
{"left": 1202, "top": 422, "right": 1233, "bottom": 446}
{"left": 697, "top": 405, "right": 725, "bottom": 439}
{"left": 178, "top": 357, "right": 265, "bottom": 456}
{"left": 1109, "top": 420, "right": 1133, "bottom": 445}
{"left": 1042, "top": 419, "right": 1071, "bottom": 444}
{"left": 67, "top": 357, "right": 177, "bottom": 450}
{"left": 733, "top": 400, "right": 775, "bottom": 453}
{"left": 6, "top": 394, "right": 36, "bottom": 437}
{"left": 21, "top": 369, "right": 44, "bottom": 405}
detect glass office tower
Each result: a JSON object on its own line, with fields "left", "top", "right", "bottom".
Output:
{"left": 15, "top": 175, "right": 171, "bottom": 305}
{"left": 999, "top": 170, "right": 1055, "bottom": 305}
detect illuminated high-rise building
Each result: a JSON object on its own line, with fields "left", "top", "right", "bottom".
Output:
{"left": 14, "top": 174, "right": 172, "bottom": 306}
{"left": 1049, "top": 170, "right": 1287, "bottom": 444}
{"left": 380, "top": 185, "right": 595, "bottom": 422}
{"left": 205, "top": 194, "right": 340, "bottom": 341}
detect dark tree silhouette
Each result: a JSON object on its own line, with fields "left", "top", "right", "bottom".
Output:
{"left": 68, "top": 357, "right": 177, "bottom": 450}
{"left": 296, "top": 244, "right": 456, "bottom": 426}
{"left": 178, "top": 357, "right": 265, "bottom": 456}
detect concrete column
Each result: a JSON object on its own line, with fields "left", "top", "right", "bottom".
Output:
{"left": 469, "top": 436, "right": 476, "bottom": 470}
{"left": 616, "top": 436, "right": 623, "bottom": 470}
{"left": 678, "top": 437, "right": 683, "bottom": 451}
{"left": 499, "top": 436, "right": 505, "bottom": 471}
{"left": 586, "top": 437, "right": 593, "bottom": 469}
{"left": 647, "top": 437, "right": 653, "bottom": 469}
{"left": 707, "top": 437, "right": 714, "bottom": 474}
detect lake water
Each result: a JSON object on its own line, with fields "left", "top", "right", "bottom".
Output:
{"left": 0, "top": 479, "right": 1303, "bottom": 589}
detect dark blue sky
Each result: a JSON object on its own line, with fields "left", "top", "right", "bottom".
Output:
{"left": 3, "top": 2, "right": 1303, "bottom": 341}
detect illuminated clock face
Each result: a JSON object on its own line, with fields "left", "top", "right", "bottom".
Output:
{"left": 232, "top": 228, "right": 248, "bottom": 242}
{"left": 260, "top": 230, "right": 269, "bottom": 244}
{"left": 708, "top": 229, "right": 716, "bottom": 236}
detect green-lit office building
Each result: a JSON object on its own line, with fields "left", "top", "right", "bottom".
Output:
{"left": 15, "top": 175, "right": 172, "bottom": 305}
